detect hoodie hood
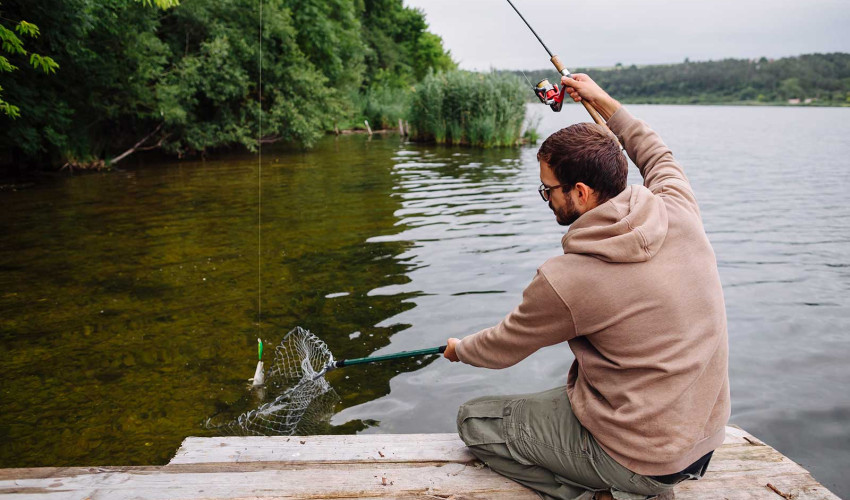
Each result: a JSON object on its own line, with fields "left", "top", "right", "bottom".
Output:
{"left": 561, "top": 185, "right": 668, "bottom": 263}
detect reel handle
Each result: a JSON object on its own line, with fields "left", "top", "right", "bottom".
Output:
{"left": 549, "top": 55, "right": 607, "bottom": 127}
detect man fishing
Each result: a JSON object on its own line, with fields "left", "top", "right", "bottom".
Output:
{"left": 443, "top": 74, "right": 730, "bottom": 500}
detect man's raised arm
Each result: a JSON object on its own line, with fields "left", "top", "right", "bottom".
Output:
{"left": 561, "top": 74, "right": 699, "bottom": 214}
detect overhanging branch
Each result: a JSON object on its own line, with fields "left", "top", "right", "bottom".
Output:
{"left": 109, "top": 123, "right": 164, "bottom": 165}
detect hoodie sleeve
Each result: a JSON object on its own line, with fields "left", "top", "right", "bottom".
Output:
{"left": 455, "top": 269, "right": 577, "bottom": 369}
{"left": 607, "top": 107, "right": 700, "bottom": 216}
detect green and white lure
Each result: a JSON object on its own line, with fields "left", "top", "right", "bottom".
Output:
{"left": 251, "top": 338, "right": 265, "bottom": 387}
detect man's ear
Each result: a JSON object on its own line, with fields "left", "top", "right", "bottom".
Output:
{"left": 574, "top": 182, "right": 596, "bottom": 207}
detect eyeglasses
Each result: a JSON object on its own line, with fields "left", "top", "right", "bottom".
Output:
{"left": 538, "top": 182, "right": 571, "bottom": 202}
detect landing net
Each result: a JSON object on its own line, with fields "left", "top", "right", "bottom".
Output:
{"left": 210, "top": 327, "right": 339, "bottom": 436}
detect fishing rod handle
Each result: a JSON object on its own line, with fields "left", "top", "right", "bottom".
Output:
{"left": 580, "top": 100, "right": 607, "bottom": 126}
{"left": 337, "top": 345, "right": 448, "bottom": 367}
{"left": 549, "top": 55, "right": 607, "bottom": 126}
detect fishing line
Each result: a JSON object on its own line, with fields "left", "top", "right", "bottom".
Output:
{"left": 257, "top": 0, "right": 262, "bottom": 340}
{"left": 251, "top": 0, "right": 265, "bottom": 387}
{"left": 520, "top": 69, "right": 534, "bottom": 88}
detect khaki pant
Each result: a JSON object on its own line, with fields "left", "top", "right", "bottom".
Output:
{"left": 456, "top": 386, "right": 676, "bottom": 500}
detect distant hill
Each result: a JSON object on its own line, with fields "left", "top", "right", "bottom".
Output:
{"left": 505, "top": 53, "right": 850, "bottom": 106}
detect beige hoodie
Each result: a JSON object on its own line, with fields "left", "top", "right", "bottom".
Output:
{"left": 455, "top": 107, "right": 730, "bottom": 476}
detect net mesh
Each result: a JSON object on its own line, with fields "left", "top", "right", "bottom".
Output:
{"left": 268, "top": 326, "right": 334, "bottom": 384}
{"left": 210, "top": 327, "right": 339, "bottom": 436}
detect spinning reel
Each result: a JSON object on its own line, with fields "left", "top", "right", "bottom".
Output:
{"left": 533, "top": 78, "right": 567, "bottom": 112}
{"left": 506, "top": 0, "right": 607, "bottom": 125}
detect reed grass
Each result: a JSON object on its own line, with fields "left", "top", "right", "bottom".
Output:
{"left": 354, "top": 86, "right": 411, "bottom": 130}
{"left": 409, "top": 70, "right": 528, "bottom": 147}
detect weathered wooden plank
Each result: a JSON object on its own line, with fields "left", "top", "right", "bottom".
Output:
{"left": 675, "top": 472, "right": 839, "bottom": 500}
{"left": 0, "top": 466, "right": 173, "bottom": 480}
{"left": 170, "top": 433, "right": 475, "bottom": 465}
{"left": 170, "top": 433, "right": 472, "bottom": 465}
{"left": 675, "top": 447, "right": 840, "bottom": 499}
{"left": 169, "top": 426, "right": 754, "bottom": 466}
{"left": 723, "top": 425, "right": 765, "bottom": 445}
{"left": 701, "top": 445, "right": 802, "bottom": 473}
{"left": 0, "top": 462, "right": 538, "bottom": 500}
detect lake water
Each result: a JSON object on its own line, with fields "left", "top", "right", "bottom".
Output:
{"left": 1, "top": 104, "right": 848, "bottom": 497}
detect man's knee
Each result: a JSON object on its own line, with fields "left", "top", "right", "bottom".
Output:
{"left": 456, "top": 401, "right": 473, "bottom": 442}
{"left": 456, "top": 395, "right": 495, "bottom": 439}
{"left": 456, "top": 396, "right": 510, "bottom": 447}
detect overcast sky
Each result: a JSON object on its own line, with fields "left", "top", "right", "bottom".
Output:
{"left": 404, "top": 0, "right": 850, "bottom": 70}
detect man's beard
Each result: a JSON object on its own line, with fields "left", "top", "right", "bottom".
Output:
{"left": 550, "top": 195, "right": 581, "bottom": 226}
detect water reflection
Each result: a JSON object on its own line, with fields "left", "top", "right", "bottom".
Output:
{"left": 0, "top": 134, "right": 430, "bottom": 465}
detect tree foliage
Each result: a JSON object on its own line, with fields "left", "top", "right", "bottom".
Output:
{"left": 0, "top": 2, "right": 59, "bottom": 119}
{"left": 512, "top": 53, "right": 850, "bottom": 105}
{"left": 0, "top": 0, "right": 454, "bottom": 168}
{"left": 360, "top": 0, "right": 453, "bottom": 88}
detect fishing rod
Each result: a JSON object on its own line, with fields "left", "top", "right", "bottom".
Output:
{"left": 505, "top": 0, "right": 606, "bottom": 126}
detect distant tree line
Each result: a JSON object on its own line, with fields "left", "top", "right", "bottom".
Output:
{"left": 510, "top": 53, "right": 850, "bottom": 106}
{"left": 0, "top": 0, "right": 454, "bottom": 169}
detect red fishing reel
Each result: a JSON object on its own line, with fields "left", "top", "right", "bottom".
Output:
{"left": 534, "top": 78, "right": 567, "bottom": 112}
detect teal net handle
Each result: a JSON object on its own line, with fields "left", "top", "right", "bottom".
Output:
{"left": 336, "top": 345, "right": 447, "bottom": 368}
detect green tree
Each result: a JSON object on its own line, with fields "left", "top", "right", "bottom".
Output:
{"left": 1, "top": 0, "right": 455, "bottom": 168}
{"left": 0, "top": 0, "right": 175, "bottom": 120}
{"left": 360, "top": 0, "right": 455, "bottom": 88}
{"left": 412, "top": 31, "right": 454, "bottom": 81}
{"left": 284, "top": 0, "right": 366, "bottom": 90}
{"left": 779, "top": 77, "right": 804, "bottom": 100}
{"left": 738, "top": 86, "right": 757, "bottom": 101}
{"left": 156, "top": 0, "right": 335, "bottom": 153}
{"left": 0, "top": 3, "right": 58, "bottom": 118}
{"left": 138, "top": 0, "right": 180, "bottom": 6}
{"left": 510, "top": 53, "right": 850, "bottom": 106}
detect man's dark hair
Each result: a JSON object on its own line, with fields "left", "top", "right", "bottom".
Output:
{"left": 536, "top": 123, "right": 627, "bottom": 203}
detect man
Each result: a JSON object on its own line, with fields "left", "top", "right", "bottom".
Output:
{"left": 443, "top": 74, "right": 730, "bottom": 500}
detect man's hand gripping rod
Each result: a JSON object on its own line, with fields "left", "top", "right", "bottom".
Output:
{"left": 505, "top": 0, "right": 607, "bottom": 127}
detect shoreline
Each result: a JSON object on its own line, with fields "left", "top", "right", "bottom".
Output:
{"left": 3, "top": 100, "right": 847, "bottom": 177}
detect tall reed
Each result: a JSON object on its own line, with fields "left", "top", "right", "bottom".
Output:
{"left": 353, "top": 86, "right": 412, "bottom": 130}
{"left": 409, "top": 70, "right": 528, "bottom": 147}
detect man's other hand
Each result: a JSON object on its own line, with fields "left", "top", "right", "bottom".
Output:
{"left": 444, "top": 338, "right": 460, "bottom": 362}
{"left": 561, "top": 74, "right": 621, "bottom": 121}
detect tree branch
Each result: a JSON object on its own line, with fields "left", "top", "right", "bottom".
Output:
{"left": 259, "top": 135, "right": 282, "bottom": 144}
{"left": 109, "top": 123, "right": 163, "bottom": 165}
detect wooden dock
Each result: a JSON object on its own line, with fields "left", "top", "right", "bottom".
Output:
{"left": 0, "top": 426, "right": 839, "bottom": 499}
